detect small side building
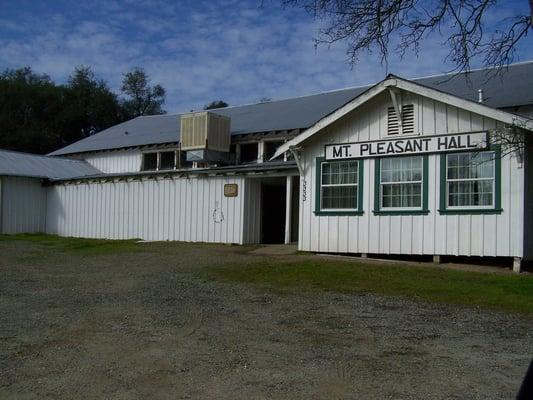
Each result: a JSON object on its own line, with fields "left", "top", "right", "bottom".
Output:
{"left": 0, "top": 150, "right": 100, "bottom": 234}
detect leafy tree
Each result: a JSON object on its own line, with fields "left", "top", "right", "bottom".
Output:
{"left": 0, "top": 66, "right": 124, "bottom": 154}
{"left": 204, "top": 100, "right": 229, "bottom": 110}
{"left": 120, "top": 67, "right": 166, "bottom": 118}
{"left": 0, "top": 67, "right": 64, "bottom": 154}
{"left": 282, "top": 0, "right": 533, "bottom": 73}
{"left": 61, "top": 65, "right": 122, "bottom": 143}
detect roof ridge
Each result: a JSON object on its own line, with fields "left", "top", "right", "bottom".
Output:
{"left": 155, "top": 85, "right": 372, "bottom": 117}
{"left": 410, "top": 60, "right": 533, "bottom": 81}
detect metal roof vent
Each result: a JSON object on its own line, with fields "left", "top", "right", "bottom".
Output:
{"left": 387, "top": 104, "right": 414, "bottom": 135}
{"left": 478, "top": 89, "right": 484, "bottom": 103}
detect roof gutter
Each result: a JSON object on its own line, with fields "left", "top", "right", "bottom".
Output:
{"left": 50, "top": 162, "right": 298, "bottom": 183}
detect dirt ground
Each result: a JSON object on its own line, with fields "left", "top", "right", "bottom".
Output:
{"left": 0, "top": 240, "right": 532, "bottom": 399}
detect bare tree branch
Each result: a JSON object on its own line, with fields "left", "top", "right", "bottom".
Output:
{"left": 281, "top": 0, "right": 532, "bottom": 74}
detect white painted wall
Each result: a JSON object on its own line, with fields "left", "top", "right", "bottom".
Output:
{"left": 45, "top": 175, "right": 246, "bottom": 244}
{"left": 69, "top": 150, "right": 142, "bottom": 173}
{"left": 523, "top": 137, "right": 533, "bottom": 261}
{"left": 298, "top": 91, "right": 525, "bottom": 258}
{"left": 0, "top": 176, "right": 47, "bottom": 234}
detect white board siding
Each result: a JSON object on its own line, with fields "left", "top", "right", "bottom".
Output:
{"left": 70, "top": 150, "right": 142, "bottom": 173}
{"left": 298, "top": 92, "right": 525, "bottom": 258}
{"left": 45, "top": 175, "right": 246, "bottom": 244}
{"left": 524, "top": 137, "right": 533, "bottom": 261}
{"left": 0, "top": 176, "right": 47, "bottom": 234}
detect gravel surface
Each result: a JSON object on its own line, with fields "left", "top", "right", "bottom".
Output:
{"left": 0, "top": 240, "right": 532, "bottom": 399}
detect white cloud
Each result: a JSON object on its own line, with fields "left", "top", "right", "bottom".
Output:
{"left": 1, "top": 0, "right": 532, "bottom": 114}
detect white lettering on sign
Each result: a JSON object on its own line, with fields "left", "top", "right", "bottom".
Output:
{"left": 325, "top": 132, "right": 488, "bottom": 160}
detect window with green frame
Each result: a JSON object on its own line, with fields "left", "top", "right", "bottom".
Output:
{"left": 373, "top": 155, "right": 429, "bottom": 215}
{"left": 314, "top": 157, "right": 364, "bottom": 215}
{"left": 439, "top": 148, "right": 502, "bottom": 214}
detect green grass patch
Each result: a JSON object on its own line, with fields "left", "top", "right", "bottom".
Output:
{"left": 209, "top": 259, "right": 533, "bottom": 314}
{"left": 0, "top": 233, "right": 142, "bottom": 255}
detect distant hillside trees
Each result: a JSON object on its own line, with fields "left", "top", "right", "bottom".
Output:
{"left": 0, "top": 65, "right": 167, "bottom": 154}
{"left": 204, "top": 100, "right": 229, "bottom": 110}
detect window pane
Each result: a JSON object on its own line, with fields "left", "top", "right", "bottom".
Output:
{"left": 321, "top": 161, "right": 358, "bottom": 185}
{"left": 322, "top": 185, "right": 357, "bottom": 209}
{"left": 381, "top": 156, "right": 422, "bottom": 183}
{"left": 264, "top": 141, "right": 284, "bottom": 160}
{"left": 159, "top": 151, "right": 176, "bottom": 170}
{"left": 142, "top": 153, "right": 157, "bottom": 171}
{"left": 320, "top": 160, "right": 359, "bottom": 210}
{"left": 448, "top": 180, "right": 493, "bottom": 207}
{"left": 446, "top": 151, "right": 495, "bottom": 207}
{"left": 240, "top": 142, "right": 258, "bottom": 163}
{"left": 447, "top": 151, "right": 494, "bottom": 180}
{"left": 382, "top": 183, "right": 422, "bottom": 208}
{"left": 380, "top": 156, "right": 423, "bottom": 209}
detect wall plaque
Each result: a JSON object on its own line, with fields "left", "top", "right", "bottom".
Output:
{"left": 224, "top": 183, "right": 238, "bottom": 197}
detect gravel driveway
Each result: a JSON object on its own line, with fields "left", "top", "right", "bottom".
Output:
{"left": 0, "top": 240, "right": 531, "bottom": 399}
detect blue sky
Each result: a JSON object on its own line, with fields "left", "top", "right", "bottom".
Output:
{"left": 1, "top": 0, "right": 532, "bottom": 113}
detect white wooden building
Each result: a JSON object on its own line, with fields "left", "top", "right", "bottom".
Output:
{"left": 1, "top": 63, "right": 533, "bottom": 270}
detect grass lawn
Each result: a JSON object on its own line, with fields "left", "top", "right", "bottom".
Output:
{"left": 209, "top": 259, "right": 533, "bottom": 314}
{"left": 0, "top": 233, "right": 142, "bottom": 254}
{"left": 4, "top": 234, "right": 533, "bottom": 314}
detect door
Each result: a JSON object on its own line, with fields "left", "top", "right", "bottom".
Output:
{"left": 261, "top": 181, "right": 286, "bottom": 244}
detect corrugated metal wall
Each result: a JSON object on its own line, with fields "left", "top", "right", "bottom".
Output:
{"left": 242, "top": 178, "right": 262, "bottom": 244}
{"left": 71, "top": 150, "right": 142, "bottom": 173}
{"left": 299, "top": 92, "right": 525, "bottom": 258}
{"left": 0, "top": 176, "right": 47, "bottom": 234}
{"left": 46, "top": 175, "right": 246, "bottom": 243}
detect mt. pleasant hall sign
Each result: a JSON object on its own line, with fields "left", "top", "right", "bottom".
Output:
{"left": 325, "top": 131, "right": 488, "bottom": 160}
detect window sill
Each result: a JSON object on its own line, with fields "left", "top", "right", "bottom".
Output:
{"left": 373, "top": 210, "right": 429, "bottom": 216}
{"left": 438, "top": 208, "right": 503, "bottom": 215}
{"left": 314, "top": 211, "right": 364, "bottom": 216}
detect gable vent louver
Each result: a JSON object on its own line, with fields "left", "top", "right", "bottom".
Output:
{"left": 387, "top": 104, "right": 414, "bottom": 135}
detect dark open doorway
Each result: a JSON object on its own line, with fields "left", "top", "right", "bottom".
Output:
{"left": 261, "top": 178, "right": 286, "bottom": 244}
{"left": 290, "top": 177, "right": 300, "bottom": 243}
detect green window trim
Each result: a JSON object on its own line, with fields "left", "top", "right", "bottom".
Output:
{"left": 373, "top": 155, "right": 429, "bottom": 215}
{"left": 314, "top": 157, "right": 364, "bottom": 216}
{"left": 438, "top": 145, "right": 502, "bottom": 215}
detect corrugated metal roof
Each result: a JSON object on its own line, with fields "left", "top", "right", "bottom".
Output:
{"left": 0, "top": 149, "right": 101, "bottom": 179}
{"left": 49, "top": 61, "right": 533, "bottom": 156}
{"left": 414, "top": 62, "right": 533, "bottom": 108}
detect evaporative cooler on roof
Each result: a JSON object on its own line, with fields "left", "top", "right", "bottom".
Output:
{"left": 180, "top": 111, "right": 232, "bottom": 164}
{"left": 180, "top": 111, "right": 231, "bottom": 152}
